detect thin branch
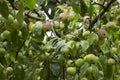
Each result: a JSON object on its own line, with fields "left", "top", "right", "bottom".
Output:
{"left": 88, "top": 0, "right": 116, "bottom": 30}
{"left": 7, "top": 0, "right": 18, "bottom": 10}
{"left": 93, "top": 2, "right": 106, "bottom": 9}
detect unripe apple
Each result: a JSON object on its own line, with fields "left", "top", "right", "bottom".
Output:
{"left": 68, "top": 13, "right": 74, "bottom": 20}
{"left": 43, "top": 21, "right": 51, "bottom": 30}
{"left": 98, "top": 29, "right": 106, "bottom": 36}
{"left": 2, "top": 30, "right": 11, "bottom": 40}
{"left": 0, "top": 33, "right": 4, "bottom": 41}
{"left": 86, "top": 66, "right": 93, "bottom": 74}
{"left": 54, "top": 21, "right": 60, "bottom": 28}
{"left": 8, "top": 14, "right": 14, "bottom": 23}
{"left": 13, "top": 19, "right": 20, "bottom": 29}
{"left": 107, "top": 58, "right": 115, "bottom": 65}
{"left": 84, "top": 54, "right": 99, "bottom": 63}
{"left": 106, "top": 22, "right": 119, "bottom": 31}
{"left": 81, "top": 77, "right": 88, "bottom": 80}
{"left": 66, "top": 67, "right": 76, "bottom": 75}
{"left": 82, "top": 31, "right": 90, "bottom": 37}
{"left": 67, "top": 60, "right": 74, "bottom": 67}
{"left": 59, "top": 13, "right": 67, "bottom": 20}
{"left": 75, "top": 58, "right": 84, "bottom": 67}
{"left": 110, "top": 47, "right": 117, "bottom": 54}
{"left": 59, "top": 23, "right": 65, "bottom": 29}
{"left": 0, "top": 48, "right": 5, "bottom": 55}
{"left": 6, "top": 67, "right": 13, "bottom": 75}
{"left": 60, "top": 46, "right": 69, "bottom": 54}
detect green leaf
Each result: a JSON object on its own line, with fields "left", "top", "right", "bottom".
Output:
{"left": 80, "top": 0, "right": 88, "bottom": 16}
{"left": 87, "top": 32, "right": 99, "bottom": 45}
{"left": 16, "top": 1, "right": 24, "bottom": 24}
{"left": 25, "top": 0, "right": 36, "bottom": 10}
{"left": 50, "top": 63, "right": 60, "bottom": 77}
{"left": 80, "top": 63, "right": 89, "bottom": 77}
{"left": 0, "top": 1, "right": 9, "bottom": 19}
{"left": 80, "top": 40, "right": 89, "bottom": 51}
{"left": 100, "top": 43, "right": 109, "bottom": 54}
{"left": 92, "top": 64, "right": 99, "bottom": 79}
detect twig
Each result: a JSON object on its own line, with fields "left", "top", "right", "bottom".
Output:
{"left": 93, "top": 2, "right": 106, "bottom": 9}
{"left": 88, "top": 0, "right": 116, "bottom": 31}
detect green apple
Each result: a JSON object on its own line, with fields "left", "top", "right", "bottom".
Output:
{"left": 13, "top": 19, "right": 20, "bottom": 29}
{"left": 0, "top": 48, "right": 5, "bottom": 55}
{"left": 8, "top": 14, "right": 14, "bottom": 23}
{"left": 66, "top": 67, "right": 76, "bottom": 75}
{"left": 60, "top": 46, "right": 69, "bottom": 54}
{"left": 82, "top": 31, "right": 90, "bottom": 37}
{"left": 6, "top": 67, "right": 13, "bottom": 75}
{"left": 86, "top": 66, "right": 93, "bottom": 74}
{"left": 107, "top": 58, "right": 115, "bottom": 65}
{"left": 2, "top": 30, "right": 11, "bottom": 40}
{"left": 110, "top": 47, "right": 117, "bottom": 54}
{"left": 75, "top": 58, "right": 84, "bottom": 67}
{"left": 84, "top": 54, "right": 99, "bottom": 63}
{"left": 81, "top": 77, "right": 88, "bottom": 80}
{"left": 67, "top": 60, "right": 74, "bottom": 67}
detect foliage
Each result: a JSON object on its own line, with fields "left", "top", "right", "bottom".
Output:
{"left": 0, "top": 0, "right": 120, "bottom": 80}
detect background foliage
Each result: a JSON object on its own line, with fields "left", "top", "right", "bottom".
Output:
{"left": 0, "top": 0, "right": 120, "bottom": 80}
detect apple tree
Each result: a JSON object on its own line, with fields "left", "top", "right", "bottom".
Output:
{"left": 0, "top": 0, "right": 120, "bottom": 80}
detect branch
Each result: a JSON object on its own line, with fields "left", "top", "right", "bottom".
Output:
{"left": 93, "top": 2, "right": 105, "bottom": 9}
{"left": 41, "top": 4, "right": 53, "bottom": 19}
{"left": 7, "top": 0, "right": 18, "bottom": 10}
{"left": 88, "top": 0, "right": 116, "bottom": 30}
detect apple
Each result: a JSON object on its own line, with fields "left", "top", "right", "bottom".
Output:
{"left": 68, "top": 13, "right": 74, "bottom": 20}
{"left": 107, "top": 58, "right": 115, "bottom": 65}
{"left": 54, "top": 21, "right": 60, "bottom": 28}
{"left": 13, "top": 19, "right": 20, "bottom": 29}
{"left": 106, "top": 22, "right": 119, "bottom": 31}
{"left": 81, "top": 77, "right": 88, "bottom": 80}
{"left": 60, "top": 46, "right": 69, "bottom": 54}
{"left": 98, "top": 29, "right": 106, "bottom": 36}
{"left": 2, "top": 30, "right": 11, "bottom": 40}
{"left": 59, "top": 13, "right": 67, "bottom": 20}
{"left": 86, "top": 66, "right": 93, "bottom": 74}
{"left": 43, "top": 21, "right": 51, "bottom": 30}
{"left": 110, "top": 47, "right": 117, "bottom": 54}
{"left": 6, "top": 67, "right": 13, "bottom": 75}
{"left": 82, "top": 31, "right": 90, "bottom": 37}
{"left": 84, "top": 54, "right": 99, "bottom": 63}
{"left": 67, "top": 60, "right": 74, "bottom": 67}
{"left": 8, "top": 14, "right": 14, "bottom": 23}
{"left": 66, "top": 67, "right": 76, "bottom": 75}
{"left": 0, "top": 48, "right": 5, "bottom": 55}
{"left": 75, "top": 58, "right": 84, "bottom": 67}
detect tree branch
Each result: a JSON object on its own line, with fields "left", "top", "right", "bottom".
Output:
{"left": 88, "top": 0, "right": 116, "bottom": 30}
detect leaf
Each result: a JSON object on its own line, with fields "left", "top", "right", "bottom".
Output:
{"left": 25, "top": 0, "right": 36, "bottom": 10}
{"left": 53, "top": 40, "right": 65, "bottom": 50}
{"left": 87, "top": 32, "right": 99, "bottom": 45}
{"left": 0, "top": 1, "right": 9, "bottom": 19}
{"left": 100, "top": 43, "right": 109, "bottom": 54}
{"left": 92, "top": 64, "right": 99, "bottom": 79}
{"left": 80, "top": 0, "right": 88, "bottom": 16}
{"left": 80, "top": 40, "right": 89, "bottom": 51}
{"left": 16, "top": 1, "right": 24, "bottom": 24}
{"left": 50, "top": 63, "right": 60, "bottom": 77}
{"left": 80, "top": 63, "right": 89, "bottom": 77}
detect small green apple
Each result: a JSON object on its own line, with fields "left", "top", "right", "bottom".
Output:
{"left": 110, "top": 47, "right": 117, "bottom": 54}
{"left": 0, "top": 48, "right": 5, "bottom": 55}
{"left": 107, "top": 58, "right": 115, "bottom": 65}
{"left": 75, "top": 58, "right": 84, "bottom": 67}
{"left": 6, "top": 67, "right": 13, "bottom": 75}
{"left": 81, "top": 77, "right": 88, "bottom": 80}
{"left": 82, "top": 31, "right": 90, "bottom": 37}
{"left": 67, "top": 60, "right": 74, "bottom": 67}
{"left": 66, "top": 67, "right": 76, "bottom": 75}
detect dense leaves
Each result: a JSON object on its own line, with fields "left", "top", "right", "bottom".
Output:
{"left": 0, "top": 0, "right": 120, "bottom": 80}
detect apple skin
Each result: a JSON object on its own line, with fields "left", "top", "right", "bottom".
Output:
{"left": 110, "top": 47, "right": 117, "bottom": 54}
{"left": 84, "top": 54, "right": 99, "bottom": 63}
{"left": 0, "top": 48, "right": 5, "bottom": 55}
{"left": 66, "top": 67, "right": 76, "bottom": 75}
{"left": 43, "top": 21, "right": 51, "bottom": 30}
{"left": 81, "top": 77, "right": 88, "bottom": 80}
{"left": 67, "top": 60, "right": 74, "bottom": 67}
{"left": 6, "top": 67, "right": 13, "bottom": 75}
{"left": 82, "top": 31, "right": 90, "bottom": 37}
{"left": 107, "top": 58, "right": 115, "bottom": 65}
{"left": 75, "top": 58, "right": 84, "bottom": 67}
